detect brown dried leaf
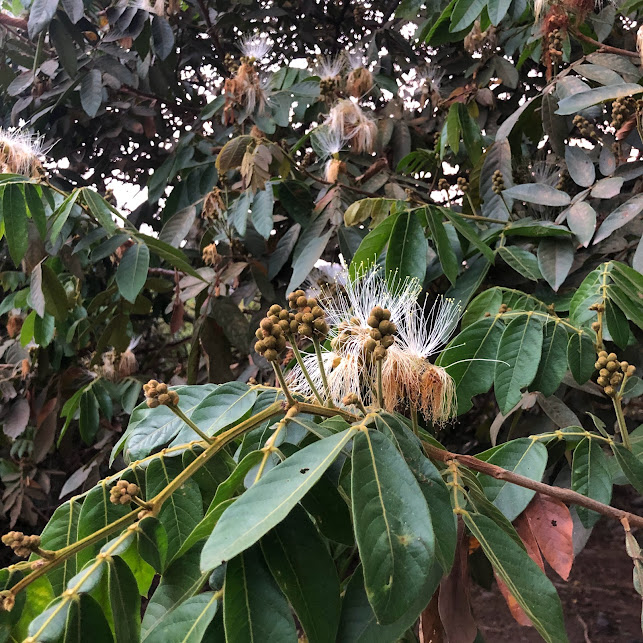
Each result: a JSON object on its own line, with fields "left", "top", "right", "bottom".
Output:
{"left": 438, "top": 522, "right": 477, "bottom": 643}
{"left": 525, "top": 493, "right": 574, "bottom": 580}
{"left": 419, "top": 591, "right": 444, "bottom": 643}
{"left": 3, "top": 397, "right": 30, "bottom": 439}
{"left": 495, "top": 571, "right": 533, "bottom": 627}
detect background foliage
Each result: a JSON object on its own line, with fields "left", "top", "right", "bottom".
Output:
{"left": 0, "top": 0, "right": 643, "bottom": 638}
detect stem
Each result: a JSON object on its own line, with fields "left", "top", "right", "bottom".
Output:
{"left": 410, "top": 405, "right": 419, "bottom": 435}
{"left": 612, "top": 395, "right": 632, "bottom": 450}
{"left": 10, "top": 402, "right": 285, "bottom": 598}
{"left": 423, "top": 442, "right": 643, "bottom": 529}
{"left": 272, "top": 361, "right": 296, "bottom": 406}
{"left": 572, "top": 28, "right": 640, "bottom": 59}
{"left": 170, "top": 406, "right": 213, "bottom": 444}
{"left": 288, "top": 338, "right": 324, "bottom": 405}
{"left": 296, "top": 402, "right": 358, "bottom": 423}
{"left": 595, "top": 311, "right": 604, "bottom": 352}
{"left": 312, "top": 337, "right": 334, "bottom": 406}
{"left": 376, "top": 360, "right": 384, "bottom": 408}
{"left": 254, "top": 417, "right": 288, "bottom": 483}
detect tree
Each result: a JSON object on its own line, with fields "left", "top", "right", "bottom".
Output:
{"left": 0, "top": 0, "right": 643, "bottom": 638}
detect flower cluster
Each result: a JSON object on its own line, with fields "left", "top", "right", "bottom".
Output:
{"left": 595, "top": 351, "right": 635, "bottom": 397}
{"left": 143, "top": 380, "right": 179, "bottom": 408}
{"left": 110, "top": 480, "right": 140, "bottom": 505}
{"left": 286, "top": 266, "right": 460, "bottom": 422}
{"left": 0, "top": 129, "right": 44, "bottom": 177}
{"left": 1, "top": 531, "right": 41, "bottom": 558}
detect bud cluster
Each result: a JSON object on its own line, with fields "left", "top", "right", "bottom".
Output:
{"left": 1, "top": 531, "right": 41, "bottom": 558}
{"left": 457, "top": 176, "right": 469, "bottom": 193}
{"left": 547, "top": 28, "right": 564, "bottom": 61}
{"left": 255, "top": 314, "right": 288, "bottom": 362}
{"left": 287, "top": 290, "right": 329, "bottom": 339}
{"left": 611, "top": 96, "right": 637, "bottom": 130}
{"left": 573, "top": 115, "right": 596, "bottom": 139}
{"left": 143, "top": 380, "right": 179, "bottom": 409}
{"left": 491, "top": 170, "right": 505, "bottom": 194}
{"left": 595, "top": 351, "right": 636, "bottom": 397}
{"left": 438, "top": 178, "right": 450, "bottom": 192}
{"left": 363, "top": 306, "right": 396, "bottom": 361}
{"left": 110, "top": 480, "right": 140, "bottom": 505}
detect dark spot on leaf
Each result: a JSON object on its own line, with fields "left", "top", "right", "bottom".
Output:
{"left": 300, "top": 468, "right": 309, "bottom": 474}
{"left": 551, "top": 519, "right": 557, "bottom": 527}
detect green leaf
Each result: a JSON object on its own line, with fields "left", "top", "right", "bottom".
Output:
{"left": 27, "top": 0, "right": 57, "bottom": 38}
{"left": 223, "top": 547, "right": 297, "bottom": 643}
{"left": 463, "top": 513, "right": 568, "bottom": 643}
{"left": 374, "top": 413, "right": 456, "bottom": 572}
{"left": 480, "top": 139, "right": 512, "bottom": 220}
{"left": 37, "top": 500, "right": 81, "bottom": 595}
{"left": 251, "top": 187, "right": 275, "bottom": 239}
{"left": 76, "top": 483, "right": 130, "bottom": 569}
{"left": 145, "top": 457, "right": 203, "bottom": 565}
{"left": 79, "top": 389, "right": 100, "bottom": 444}
{"left": 343, "top": 198, "right": 397, "bottom": 228}
{"left": 151, "top": 15, "right": 174, "bottom": 60}
{"left": 3, "top": 183, "right": 28, "bottom": 266}
{"left": 183, "top": 383, "right": 258, "bottom": 442}
{"left": 385, "top": 210, "right": 427, "bottom": 285}
{"left": 159, "top": 206, "right": 197, "bottom": 247}
{"left": 567, "top": 332, "right": 595, "bottom": 384}
{"left": 498, "top": 246, "right": 542, "bottom": 281}
{"left": 556, "top": 83, "right": 643, "bottom": 115}
{"left": 571, "top": 437, "right": 612, "bottom": 528}
{"left": 437, "top": 316, "right": 505, "bottom": 413}
{"left": 81, "top": 189, "right": 117, "bottom": 234}
{"left": 477, "top": 438, "right": 548, "bottom": 520}
{"left": 605, "top": 298, "right": 629, "bottom": 349}
{"left": 63, "top": 594, "right": 114, "bottom": 643}
{"left": 107, "top": 556, "right": 140, "bottom": 643}
{"left": 446, "top": 103, "right": 461, "bottom": 151}
{"left": 593, "top": 194, "right": 643, "bottom": 245}
{"left": 530, "top": 321, "right": 569, "bottom": 397}
{"left": 426, "top": 207, "right": 458, "bottom": 285}
{"left": 502, "top": 184, "right": 571, "bottom": 206}
{"left": 216, "top": 136, "right": 254, "bottom": 172}
{"left": 337, "top": 563, "right": 441, "bottom": 643}
{"left": 25, "top": 183, "right": 47, "bottom": 239}
{"left": 351, "top": 429, "right": 434, "bottom": 624}
{"left": 537, "top": 238, "right": 573, "bottom": 292}
{"left": 493, "top": 315, "right": 544, "bottom": 414}
{"left": 349, "top": 213, "right": 399, "bottom": 279}
{"left": 115, "top": 243, "right": 150, "bottom": 303}
{"left": 50, "top": 189, "right": 80, "bottom": 242}
{"left": 41, "top": 264, "right": 69, "bottom": 322}
{"left": 80, "top": 69, "right": 102, "bottom": 118}
{"left": 200, "top": 428, "right": 356, "bottom": 572}
{"left": 133, "top": 233, "right": 206, "bottom": 281}
{"left": 136, "top": 517, "right": 168, "bottom": 573}
{"left": 142, "top": 546, "right": 208, "bottom": 640}
{"left": 611, "top": 443, "right": 643, "bottom": 495}
{"left": 566, "top": 201, "right": 596, "bottom": 247}
{"left": 441, "top": 207, "right": 495, "bottom": 263}
{"left": 565, "top": 146, "right": 595, "bottom": 187}
{"left": 450, "top": 0, "right": 485, "bottom": 32}
{"left": 143, "top": 592, "right": 219, "bottom": 643}
{"left": 488, "top": 0, "right": 511, "bottom": 24}
{"left": 261, "top": 505, "right": 341, "bottom": 643}
{"left": 28, "top": 597, "right": 72, "bottom": 642}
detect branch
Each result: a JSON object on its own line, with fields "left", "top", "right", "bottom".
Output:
{"left": 572, "top": 29, "right": 640, "bottom": 59}
{"left": 0, "top": 12, "right": 27, "bottom": 29}
{"left": 423, "top": 442, "right": 643, "bottom": 530}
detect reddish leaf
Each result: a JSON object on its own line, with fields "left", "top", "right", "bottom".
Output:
{"left": 525, "top": 493, "right": 574, "bottom": 580}
{"left": 495, "top": 571, "right": 533, "bottom": 627}
{"left": 37, "top": 397, "right": 58, "bottom": 428}
{"left": 514, "top": 513, "right": 545, "bottom": 571}
{"left": 170, "top": 296, "right": 185, "bottom": 334}
{"left": 438, "top": 522, "right": 477, "bottom": 643}
{"left": 419, "top": 591, "right": 444, "bottom": 643}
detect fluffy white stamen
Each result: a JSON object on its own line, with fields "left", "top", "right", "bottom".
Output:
{"left": 0, "top": 128, "right": 45, "bottom": 176}
{"left": 239, "top": 34, "right": 273, "bottom": 61}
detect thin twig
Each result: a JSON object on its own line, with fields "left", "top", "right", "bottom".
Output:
{"left": 572, "top": 29, "right": 640, "bottom": 59}
{"left": 423, "top": 442, "right": 643, "bottom": 529}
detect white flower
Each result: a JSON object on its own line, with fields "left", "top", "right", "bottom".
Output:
{"left": 314, "top": 55, "right": 345, "bottom": 80}
{"left": 239, "top": 34, "right": 273, "bottom": 61}
{"left": 383, "top": 296, "right": 461, "bottom": 422}
{"left": 638, "top": 25, "right": 643, "bottom": 66}
{"left": 324, "top": 99, "right": 377, "bottom": 154}
{"left": 0, "top": 128, "right": 45, "bottom": 177}
{"left": 313, "top": 127, "right": 346, "bottom": 159}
